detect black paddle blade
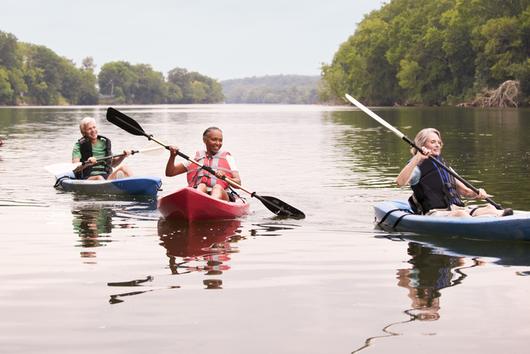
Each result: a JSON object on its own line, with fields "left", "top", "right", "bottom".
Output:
{"left": 106, "top": 107, "right": 147, "bottom": 136}
{"left": 253, "top": 194, "right": 305, "bottom": 219}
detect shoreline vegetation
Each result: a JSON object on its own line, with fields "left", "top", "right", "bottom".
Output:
{"left": 1, "top": 0, "right": 528, "bottom": 107}
{"left": 320, "top": 0, "right": 529, "bottom": 107}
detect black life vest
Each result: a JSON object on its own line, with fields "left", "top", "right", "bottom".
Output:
{"left": 74, "top": 135, "right": 112, "bottom": 179}
{"left": 409, "top": 157, "right": 464, "bottom": 214}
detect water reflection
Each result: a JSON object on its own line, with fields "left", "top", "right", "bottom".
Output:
{"left": 72, "top": 205, "right": 115, "bottom": 262}
{"left": 395, "top": 234, "right": 530, "bottom": 267}
{"left": 157, "top": 219, "right": 242, "bottom": 289}
{"left": 397, "top": 242, "right": 470, "bottom": 321}
{"left": 352, "top": 241, "right": 479, "bottom": 353}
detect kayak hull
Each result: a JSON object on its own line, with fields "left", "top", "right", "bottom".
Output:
{"left": 374, "top": 200, "right": 530, "bottom": 241}
{"left": 56, "top": 176, "right": 162, "bottom": 197}
{"left": 158, "top": 187, "right": 249, "bottom": 222}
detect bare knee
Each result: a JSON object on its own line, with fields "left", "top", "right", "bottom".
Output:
{"left": 211, "top": 185, "right": 228, "bottom": 200}
{"left": 450, "top": 210, "right": 471, "bottom": 217}
{"left": 196, "top": 184, "right": 208, "bottom": 193}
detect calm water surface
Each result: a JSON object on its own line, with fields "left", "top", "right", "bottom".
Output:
{"left": 1, "top": 105, "right": 529, "bottom": 353}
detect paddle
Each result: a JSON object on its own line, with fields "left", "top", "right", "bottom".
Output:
{"left": 344, "top": 93, "right": 503, "bottom": 210}
{"left": 106, "top": 107, "right": 306, "bottom": 219}
{"left": 44, "top": 146, "right": 164, "bottom": 176}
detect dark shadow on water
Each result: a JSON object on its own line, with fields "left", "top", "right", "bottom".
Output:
{"left": 107, "top": 276, "right": 181, "bottom": 304}
{"left": 377, "top": 232, "right": 530, "bottom": 267}
{"left": 248, "top": 222, "right": 299, "bottom": 237}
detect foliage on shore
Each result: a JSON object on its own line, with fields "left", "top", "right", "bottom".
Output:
{"left": 320, "top": 0, "right": 529, "bottom": 106}
{"left": 0, "top": 31, "right": 223, "bottom": 105}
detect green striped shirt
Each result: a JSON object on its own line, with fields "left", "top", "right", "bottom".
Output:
{"left": 72, "top": 140, "right": 110, "bottom": 176}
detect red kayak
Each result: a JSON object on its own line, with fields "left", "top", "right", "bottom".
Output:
{"left": 158, "top": 187, "right": 250, "bottom": 221}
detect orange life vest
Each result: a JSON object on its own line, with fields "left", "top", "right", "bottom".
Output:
{"left": 187, "top": 150, "right": 234, "bottom": 189}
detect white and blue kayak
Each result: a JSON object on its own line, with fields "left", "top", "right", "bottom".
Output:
{"left": 55, "top": 175, "right": 162, "bottom": 197}
{"left": 374, "top": 200, "right": 530, "bottom": 241}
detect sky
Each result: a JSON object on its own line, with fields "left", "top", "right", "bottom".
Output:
{"left": 1, "top": 0, "right": 385, "bottom": 81}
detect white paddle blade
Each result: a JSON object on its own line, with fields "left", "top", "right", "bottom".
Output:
{"left": 344, "top": 94, "right": 405, "bottom": 139}
{"left": 137, "top": 145, "right": 165, "bottom": 155}
{"left": 44, "top": 162, "right": 80, "bottom": 176}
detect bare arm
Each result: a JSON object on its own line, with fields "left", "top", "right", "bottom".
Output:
{"left": 111, "top": 150, "right": 131, "bottom": 167}
{"left": 165, "top": 146, "right": 187, "bottom": 176}
{"left": 396, "top": 152, "right": 426, "bottom": 187}
{"left": 455, "top": 179, "right": 491, "bottom": 200}
{"left": 226, "top": 170, "right": 241, "bottom": 187}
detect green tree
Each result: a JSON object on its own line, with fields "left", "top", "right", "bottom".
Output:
{"left": 131, "top": 64, "right": 167, "bottom": 104}
{"left": 0, "top": 68, "right": 14, "bottom": 103}
{"left": 320, "top": 0, "right": 530, "bottom": 106}
{"left": 98, "top": 61, "right": 138, "bottom": 103}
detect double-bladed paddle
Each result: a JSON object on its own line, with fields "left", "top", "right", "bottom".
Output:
{"left": 106, "top": 107, "right": 305, "bottom": 219}
{"left": 45, "top": 146, "right": 164, "bottom": 176}
{"left": 344, "top": 93, "right": 502, "bottom": 210}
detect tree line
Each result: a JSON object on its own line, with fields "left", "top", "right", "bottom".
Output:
{"left": 320, "top": 0, "right": 529, "bottom": 106}
{"left": 221, "top": 75, "right": 320, "bottom": 104}
{"left": 0, "top": 30, "right": 223, "bottom": 105}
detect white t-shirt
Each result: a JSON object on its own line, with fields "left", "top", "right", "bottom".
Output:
{"left": 410, "top": 166, "right": 421, "bottom": 186}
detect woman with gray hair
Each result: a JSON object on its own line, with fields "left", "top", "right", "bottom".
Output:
{"left": 396, "top": 128, "right": 512, "bottom": 217}
{"left": 72, "top": 117, "right": 133, "bottom": 180}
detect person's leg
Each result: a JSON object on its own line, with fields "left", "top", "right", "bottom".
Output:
{"left": 210, "top": 185, "right": 229, "bottom": 201}
{"left": 448, "top": 209, "right": 472, "bottom": 217}
{"left": 471, "top": 204, "right": 512, "bottom": 217}
{"left": 196, "top": 183, "right": 209, "bottom": 194}
{"left": 108, "top": 164, "right": 133, "bottom": 180}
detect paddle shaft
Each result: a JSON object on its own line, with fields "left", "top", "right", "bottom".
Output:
{"left": 79, "top": 146, "right": 162, "bottom": 166}
{"left": 134, "top": 134, "right": 253, "bottom": 194}
{"left": 345, "top": 94, "right": 502, "bottom": 210}
{"left": 106, "top": 107, "right": 305, "bottom": 218}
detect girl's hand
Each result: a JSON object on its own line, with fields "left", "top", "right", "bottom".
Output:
{"left": 168, "top": 146, "right": 179, "bottom": 157}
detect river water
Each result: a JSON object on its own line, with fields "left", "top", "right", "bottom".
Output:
{"left": 0, "top": 105, "right": 529, "bottom": 353}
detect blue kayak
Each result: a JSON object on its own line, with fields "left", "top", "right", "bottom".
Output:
{"left": 374, "top": 200, "right": 530, "bottom": 241}
{"left": 55, "top": 176, "right": 162, "bottom": 197}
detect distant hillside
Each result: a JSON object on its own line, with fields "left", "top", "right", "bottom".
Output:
{"left": 221, "top": 75, "right": 320, "bottom": 104}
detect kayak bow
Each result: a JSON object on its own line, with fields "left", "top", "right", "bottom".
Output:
{"left": 55, "top": 176, "right": 162, "bottom": 197}
{"left": 158, "top": 187, "right": 250, "bottom": 222}
{"left": 374, "top": 200, "right": 530, "bottom": 241}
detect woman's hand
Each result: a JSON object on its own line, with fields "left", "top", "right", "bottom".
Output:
{"left": 474, "top": 188, "right": 492, "bottom": 200}
{"left": 416, "top": 146, "right": 432, "bottom": 161}
{"left": 168, "top": 145, "right": 179, "bottom": 157}
{"left": 215, "top": 170, "right": 225, "bottom": 179}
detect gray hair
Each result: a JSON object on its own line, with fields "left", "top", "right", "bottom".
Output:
{"left": 411, "top": 128, "right": 443, "bottom": 155}
{"left": 79, "top": 117, "right": 96, "bottom": 135}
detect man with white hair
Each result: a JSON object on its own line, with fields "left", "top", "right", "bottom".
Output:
{"left": 72, "top": 117, "right": 133, "bottom": 180}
